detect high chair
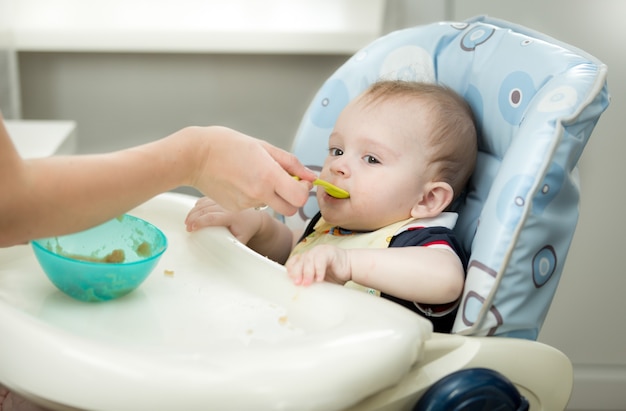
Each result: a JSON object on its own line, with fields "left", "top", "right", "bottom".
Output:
{"left": 0, "top": 16, "right": 609, "bottom": 411}
{"left": 286, "top": 15, "right": 609, "bottom": 410}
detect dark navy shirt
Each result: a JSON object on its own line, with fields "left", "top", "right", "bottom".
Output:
{"left": 299, "top": 212, "right": 469, "bottom": 333}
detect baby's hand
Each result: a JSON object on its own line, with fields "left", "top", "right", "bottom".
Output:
{"left": 185, "top": 197, "right": 264, "bottom": 245}
{"left": 285, "top": 245, "right": 351, "bottom": 286}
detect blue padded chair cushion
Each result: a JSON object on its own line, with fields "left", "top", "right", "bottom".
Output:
{"left": 286, "top": 16, "right": 609, "bottom": 339}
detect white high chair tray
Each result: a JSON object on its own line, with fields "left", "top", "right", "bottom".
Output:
{"left": 0, "top": 193, "right": 430, "bottom": 411}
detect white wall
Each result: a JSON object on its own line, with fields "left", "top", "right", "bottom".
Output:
{"left": 14, "top": 0, "right": 385, "bottom": 158}
{"left": 0, "top": 0, "right": 21, "bottom": 119}
{"left": 18, "top": 52, "right": 346, "bottom": 156}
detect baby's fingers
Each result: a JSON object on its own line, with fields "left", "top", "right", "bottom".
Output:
{"left": 185, "top": 198, "right": 227, "bottom": 231}
{"left": 286, "top": 254, "right": 326, "bottom": 286}
{"left": 285, "top": 256, "right": 304, "bottom": 285}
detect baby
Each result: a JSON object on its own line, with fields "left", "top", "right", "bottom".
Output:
{"left": 186, "top": 80, "right": 477, "bottom": 332}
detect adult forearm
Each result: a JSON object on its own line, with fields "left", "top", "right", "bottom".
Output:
{"left": 0, "top": 127, "right": 202, "bottom": 246}
{"left": 0, "top": 121, "right": 313, "bottom": 248}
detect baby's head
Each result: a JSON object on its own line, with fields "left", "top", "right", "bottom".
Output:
{"left": 318, "top": 80, "right": 477, "bottom": 231}
{"left": 360, "top": 80, "right": 477, "bottom": 199}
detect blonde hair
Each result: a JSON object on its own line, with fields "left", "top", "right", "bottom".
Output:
{"left": 361, "top": 80, "right": 477, "bottom": 199}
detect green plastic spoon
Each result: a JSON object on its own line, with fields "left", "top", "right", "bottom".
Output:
{"left": 293, "top": 176, "right": 350, "bottom": 199}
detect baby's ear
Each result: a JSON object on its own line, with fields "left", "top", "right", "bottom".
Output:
{"left": 411, "top": 182, "right": 454, "bottom": 219}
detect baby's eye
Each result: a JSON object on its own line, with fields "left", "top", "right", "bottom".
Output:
{"left": 329, "top": 147, "right": 344, "bottom": 156}
{"left": 364, "top": 155, "right": 380, "bottom": 164}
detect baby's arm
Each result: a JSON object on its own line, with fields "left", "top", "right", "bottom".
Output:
{"left": 185, "top": 197, "right": 294, "bottom": 264}
{"left": 286, "top": 245, "right": 464, "bottom": 304}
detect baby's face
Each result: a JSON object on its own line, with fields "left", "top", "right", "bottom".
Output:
{"left": 317, "top": 96, "right": 434, "bottom": 231}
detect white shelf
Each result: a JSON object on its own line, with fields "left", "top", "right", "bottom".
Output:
{"left": 5, "top": 120, "right": 77, "bottom": 158}
{"left": 10, "top": 0, "right": 385, "bottom": 54}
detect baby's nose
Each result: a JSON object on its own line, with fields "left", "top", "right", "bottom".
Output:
{"left": 330, "top": 159, "right": 349, "bottom": 176}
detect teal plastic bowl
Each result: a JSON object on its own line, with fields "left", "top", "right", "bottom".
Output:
{"left": 31, "top": 214, "right": 167, "bottom": 302}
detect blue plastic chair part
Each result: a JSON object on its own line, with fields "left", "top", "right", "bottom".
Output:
{"left": 413, "top": 368, "right": 530, "bottom": 411}
{"left": 286, "top": 15, "right": 609, "bottom": 339}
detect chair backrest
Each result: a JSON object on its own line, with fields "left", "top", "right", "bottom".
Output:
{"left": 286, "top": 16, "right": 609, "bottom": 340}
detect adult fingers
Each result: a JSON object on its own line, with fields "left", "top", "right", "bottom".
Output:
{"left": 266, "top": 178, "right": 312, "bottom": 216}
{"left": 261, "top": 141, "right": 316, "bottom": 182}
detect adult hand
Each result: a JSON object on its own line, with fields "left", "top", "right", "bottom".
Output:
{"left": 190, "top": 126, "right": 315, "bottom": 216}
